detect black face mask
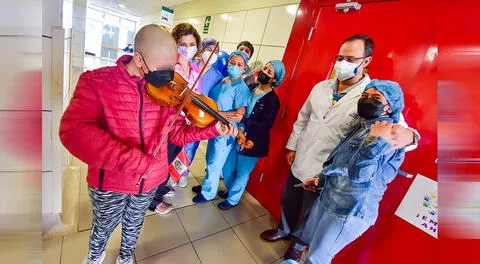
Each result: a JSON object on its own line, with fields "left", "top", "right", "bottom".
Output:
{"left": 257, "top": 71, "right": 272, "bottom": 85}
{"left": 357, "top": 98, "right": 386, "bottom": 119}
{"left": 139, "top": 53, "right": 174, "bottom": 87}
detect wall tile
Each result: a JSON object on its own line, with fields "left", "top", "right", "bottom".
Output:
{"left": 255, "top": 46, "right": 286, "bottom": 66}
{"left": 72, "top": 4, "right": 87, "bottom": 21}
{"left": 42, "top": 37, "right": 52, "bottom": 111}
{"left": 223, "top": 11, "right": 247, "bottom": 43}
{"left": 208, "top": 14, "right": 229, "bottom": 42}
{"left": 0, "top": 111, "right": 41, "bottom": 171}
{"left": 241, "top": 8, "right": 270, "bottom": 45}
{"left": 42, "top": 112, "right": 53, "bottom": 172}
{"left": 42, "top": 171, "right": 53, "bottom": 214}
{"left": 220, "top": 42, "right": 238, "bottom": 54}
{"left": 72, "top": 30, "right": 85, "bottom": 46}
{"left": 1, "top": 1, "right": 42, "bottom": 36}
{"left": 0, "top": 37, "right": 41, "bottom": 111}
{"left": 262, "top": 4, "right": 298, "bottom": 46}
{"left": 42, "top": 0, "right": 62, "bottom": 37}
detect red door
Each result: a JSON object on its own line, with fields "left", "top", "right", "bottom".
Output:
{"left": 248, "top": 0, "right": 438, "bottom": 263}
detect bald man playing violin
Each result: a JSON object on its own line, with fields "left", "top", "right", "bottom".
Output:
{"left": 60, "top": 24, "right": 236, "bottom": 264}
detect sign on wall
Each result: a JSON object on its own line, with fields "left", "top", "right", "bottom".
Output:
{"left": 395, "top": 174, "right": 438, "bottom": 238}
{"left": 203, "top": 16, "right": 212, "bottom": 34}
{"left": 160, "top": 6, "right": 174, "bottom": 28}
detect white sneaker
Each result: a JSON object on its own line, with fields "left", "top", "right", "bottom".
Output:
{"left": 168, "top": 178, "right": 177, "bottom": 187}
{"left": 116, "top": 256, "right": 134, "bottom": 264}
{"left": 178, "top": 177, "right": 188, "bottom": 188}
{"left": 82, "top": 251, "right": 106, "bottom": 264}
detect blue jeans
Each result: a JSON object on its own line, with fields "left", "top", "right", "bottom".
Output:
{"left": 303, "top": 201, "right": 372, "bottom": 264}
{"left": 222, "top": 148, "right": 260, "bottom": 205}
{"left": 201, "top": 136, "right": 234, "bottom": 200}
{"left": 183, "top": 141, "right": 200, "bottom": 178}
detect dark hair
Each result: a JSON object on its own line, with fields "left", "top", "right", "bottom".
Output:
{"left": 342, "top": 34, "right": 374, "bottom": 57}
{"left": 237, "top": 40, "right": 254, "bottom": 57}
{"left": 171, "top": 23, "right": 201, "bottom": 49}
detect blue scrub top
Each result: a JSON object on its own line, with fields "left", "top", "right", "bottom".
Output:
{"left": 209, "top": 78, "right": 250, "bottom": 126}
{"left": 200, "top": 67, "right": 223, "bottom": 97}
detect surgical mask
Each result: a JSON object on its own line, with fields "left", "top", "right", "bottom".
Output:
{"left": 228, "top": 65, "right": 242, "bottom": 79}
{"left": 257, "top": 71, "right": 271, "bottom": 85}
{"left": 178, "top": 46, "right": 198, "bottom": 60}
{"left": 357, "top": 98, "right": 386, "bottom": 119}
{"left": 334, "top": 59, "right": 364, "bottom": 81}
{"left": 140, "top": 53, "right": 174, "bottom": 87}
{"left": 202, "top": 51, "right": 217, "bottom": 65}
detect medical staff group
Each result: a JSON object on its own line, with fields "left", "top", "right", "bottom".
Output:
{"left": 60, "top": 23, "right": 420, "bottom": 264}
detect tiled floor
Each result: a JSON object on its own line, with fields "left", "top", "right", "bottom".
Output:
{"left": 43, "top": 142, "right": 294, "bottom": 264}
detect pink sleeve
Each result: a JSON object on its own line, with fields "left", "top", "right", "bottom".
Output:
{"left": 59, "top": 72, "right": 155, "bottom": 174}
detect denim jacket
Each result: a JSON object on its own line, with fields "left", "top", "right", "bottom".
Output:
{"left": 317, "top": 116, "right": 405, "bottom": 224}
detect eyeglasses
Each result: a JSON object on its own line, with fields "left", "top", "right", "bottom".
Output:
{"left": 334, "top": 55, "right": 368, "bottom": 63}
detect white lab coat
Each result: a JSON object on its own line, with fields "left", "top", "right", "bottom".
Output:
{"left": 286, "top": 75, "right": 417, "bottom": 183}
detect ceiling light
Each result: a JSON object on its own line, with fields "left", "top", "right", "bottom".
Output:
{"left": 118, "top": 3, "right": 126, "bottom": 8}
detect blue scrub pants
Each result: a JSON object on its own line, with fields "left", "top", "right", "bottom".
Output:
{"left": 201, "top": 135, "right": 235, "bottom": 200}
{"left": 222, "top": 148, "right": 260, "bottom": 205}
{"left": 303, "top": 200, "right": 372, "bottom": 264}
{"left": 183, "top": 141, "right": 200, "bottom": 178}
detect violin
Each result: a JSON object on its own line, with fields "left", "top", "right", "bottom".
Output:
{"left": 146, "top": 64, "right": 254, "bottom": 150}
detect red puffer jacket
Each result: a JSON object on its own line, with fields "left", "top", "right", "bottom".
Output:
{"left": 60, "top": 55, "right": 219, "bottom": 194}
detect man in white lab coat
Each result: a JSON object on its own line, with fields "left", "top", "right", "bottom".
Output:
{"left": 259, "top": 34, "right": 420, "bottom": 261}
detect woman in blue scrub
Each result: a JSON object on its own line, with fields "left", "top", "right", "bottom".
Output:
{"left": 191, "top": 50, "right": 251, "bottom": 204}
{"left": 182, "top": 38, "right": 225, "bottom": 182}
{"left": 217, "top": 60, "right": 286, "bottom": 210}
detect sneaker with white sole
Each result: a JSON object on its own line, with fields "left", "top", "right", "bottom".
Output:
{"left": 178, "top": 176, "right": 188, "bottom": 188}
{"left": 116, "top": 256, "right": 134, "bottom": 264}
{"left": 154, "top": 202, "right": 174, "bottom": 215}
{"left": 164, "top": 187, "right": 175, "bottom": 197}
{"left": 168, "top": 178, "right": 177, "bottom": 187}
{"left": 82, "top": 251, "right": 106, "bottom": 264}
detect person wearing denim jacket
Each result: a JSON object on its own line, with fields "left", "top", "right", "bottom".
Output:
{"left": 296, "top": 79, "right": 408, "bottom": 264}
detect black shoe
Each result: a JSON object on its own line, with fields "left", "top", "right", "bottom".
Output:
{"left": 283, "top": 246, "right": 302, "bottom": 262}
{"left": 192, "top": 193, "right": 209, "bottom": 204}
{"left": 260, "top": 229, "right": 289, "bottom": 242}
{"left": 217, "top": 200, "right": 237, "bottom": 210}
{"left": 192, "top": 185, "right": 201, "bottom": 194}
{"left": 217, "top": 190, "right": 228, "bottom": 199}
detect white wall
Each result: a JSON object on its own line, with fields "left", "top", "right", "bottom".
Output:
{"left": 174, "top": 4, "right": 299, "bottom": 70}
{"left": 42, "top": 0, "right": 67, "bottom": 215}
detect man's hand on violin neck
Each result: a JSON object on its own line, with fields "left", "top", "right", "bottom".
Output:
{"left": 216, "top": 121, "right": 238, "bottom": 136}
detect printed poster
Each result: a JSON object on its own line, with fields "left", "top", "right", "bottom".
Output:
{"left": 395, "top": 174, "right": 438, "bottom": 238}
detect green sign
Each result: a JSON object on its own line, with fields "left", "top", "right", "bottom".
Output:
{"left": 203, "top": 16, "right": 212, "bottom": 34}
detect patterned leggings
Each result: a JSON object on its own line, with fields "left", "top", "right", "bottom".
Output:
{"left": 87, "top": 186, "right": 156, "bottom": 262}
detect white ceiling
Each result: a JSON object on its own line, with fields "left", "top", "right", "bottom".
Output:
{"left": 89, "top": 0, "right": 193, "bottom": 17}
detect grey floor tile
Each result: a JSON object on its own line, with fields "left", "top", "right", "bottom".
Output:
{"left": 169, "top": 178, "right": 199, "bottom": 208}
{"left": 137, "top": 243, "right": 200, "bottom": 264}
{"left": 214, "top": 198, "right": 261, "bottom": 227}
{"left": 176, "top": 202, "right": 229, "bottom": 241}
{"left": 233, "top": 217, "right": 290, "bottom": 264}
{"left": 192, "top": 229, "right": 256, "bottom": 264}
{"left": 135, "top": 212, "right": 189, "bottom": 261}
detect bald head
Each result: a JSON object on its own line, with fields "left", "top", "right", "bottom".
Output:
{"left": 133, "top": 24, "right": 177, "bottom": 71}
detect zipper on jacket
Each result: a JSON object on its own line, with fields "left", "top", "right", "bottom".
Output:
{"left": 138, "top": 178, "right": 145, "bottom": 194}
{"left": 137, "top": 80, "right": 145, "bottom": 194}
{"left": 137, "top": 80, "right": 145, "bottom": 152}
{"left": 98, "top": 169, "right": 105, "bottom": 191}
